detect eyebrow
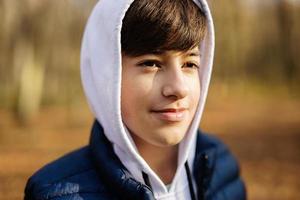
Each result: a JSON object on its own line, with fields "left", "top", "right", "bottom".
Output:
{"left": 135, "top": 50, "right": 200, "bottom": 58}
{"left": 188, "top": 52, "right": 200, "bottom": 57}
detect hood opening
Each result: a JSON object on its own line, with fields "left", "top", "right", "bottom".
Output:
{"left": 80, "top": 0, "right": 215, "bottom": 198}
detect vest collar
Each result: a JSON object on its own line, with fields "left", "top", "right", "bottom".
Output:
{"left": 89, "top": 120, "right": 217, "bottom": 200}
{"left": 89, "top": 120, "right": 155, "bottom": 200}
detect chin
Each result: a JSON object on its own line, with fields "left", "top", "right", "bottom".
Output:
{"left": 150, "top": 128, "right": 187, "bottom": 147}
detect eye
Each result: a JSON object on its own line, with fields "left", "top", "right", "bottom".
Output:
{"left": 138, "top": 60, "right": 161, "bottom": 68}
{"left": 183, "top": 62, "right": 199, "bottom": 69}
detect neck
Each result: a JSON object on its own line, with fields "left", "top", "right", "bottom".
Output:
{"left": 132, "top": 135, "right": 179, "bottom": 185}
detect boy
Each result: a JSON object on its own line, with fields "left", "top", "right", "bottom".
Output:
{"left": 24, "top": 0, "right": 246, "bottom": 199}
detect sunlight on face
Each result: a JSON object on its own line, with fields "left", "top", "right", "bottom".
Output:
{"left": 121, "top": 47, "right": 201, "bottom": 148}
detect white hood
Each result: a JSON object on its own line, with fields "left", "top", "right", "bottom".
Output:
{"left": 80, "top": 0, "right": 214, "bottom": 199}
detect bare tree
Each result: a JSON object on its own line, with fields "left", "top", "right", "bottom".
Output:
{"left": 277, "top": 0, "right": 296, "bottom": 82}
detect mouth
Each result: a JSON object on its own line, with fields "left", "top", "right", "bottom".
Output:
{"left": 150, "top": 108, "right": 187, "bottom": 122}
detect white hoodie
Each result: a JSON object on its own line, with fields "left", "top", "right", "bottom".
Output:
{"left": 80, "top": 0, "right": 215, "bottom": 199}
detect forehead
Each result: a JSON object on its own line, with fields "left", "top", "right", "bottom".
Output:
{"left": 145, "top": 47, "right": 200, "bottom": 58}
{"left": 174, "top": 47, "right": 200, "bottom": 56}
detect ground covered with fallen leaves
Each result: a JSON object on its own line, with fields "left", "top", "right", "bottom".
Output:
{"left": 1, "top": 89, "right": 299, "bottom": 200}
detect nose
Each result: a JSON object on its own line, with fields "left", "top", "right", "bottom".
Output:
{"left": 162, "top": 69, "right": 188, "bottom": 100}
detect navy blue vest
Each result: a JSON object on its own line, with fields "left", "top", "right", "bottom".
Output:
{"left": 24, "top": 121, "right": 246, "bottom": 200}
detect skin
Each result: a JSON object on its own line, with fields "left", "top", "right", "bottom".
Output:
{"left": 121, "top": 47, "right": 201, "bottom": 184}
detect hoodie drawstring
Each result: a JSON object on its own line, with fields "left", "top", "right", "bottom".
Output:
{"left": 142, "top": 162, "right": 197, "bottom": 200}
{"left": 185, "top": 161, "right": 197, "bottom": 200}
{"left": 142, "top": 171, "right": 153, "bottom": 191}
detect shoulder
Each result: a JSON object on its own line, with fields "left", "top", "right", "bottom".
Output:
{"left": 24, "top": 146, "right": 113, "bottom": 200}
{"left": 195, "top": 131, "right": 247, "bottom": 200}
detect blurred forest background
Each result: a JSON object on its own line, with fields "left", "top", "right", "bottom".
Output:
{"left": 0, "top": 0, "right": 299, "bottom": 199}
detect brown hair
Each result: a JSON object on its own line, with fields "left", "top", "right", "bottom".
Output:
{"left": 121, "top": 0, "right": 207, "bottom": 56}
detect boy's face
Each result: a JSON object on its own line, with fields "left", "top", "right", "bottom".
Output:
{"left": 121, "top": 47, "right": 200, "bottom": 148}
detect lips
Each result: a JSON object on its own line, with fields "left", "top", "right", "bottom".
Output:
{"left": 151, "top": 108, "right": 187, "bottom": 122}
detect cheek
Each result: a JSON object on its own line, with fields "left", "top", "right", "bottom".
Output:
{"left": 189, "top": 75, "right": 201, "bottom": 107}
{"left": 194, "top": 82, "right": 201, "bottom": 104}
{"left": 121, "top": 70, "right": 155, "bottom": 105}
{"left": 121, "top": 75, "right": 150, "bottom": 123}
{"left": 121, "top": 80, "right": 135, "bottom": 121}
{"left": 120, "top": 97, "right": 130, "bottom": 121}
